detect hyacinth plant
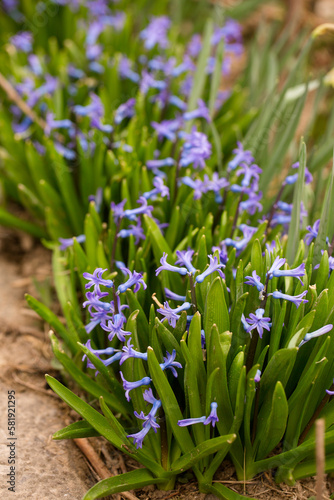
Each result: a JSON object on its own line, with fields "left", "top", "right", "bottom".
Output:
{"left": 2, "top": 2, "right": 334, "bottom": 500}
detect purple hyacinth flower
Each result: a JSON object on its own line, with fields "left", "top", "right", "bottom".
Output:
{"left": 224, "top": 224, "right": 257, "bottom": 252}
{"left": 156, "top": 253, "right": 188, "bottom": 276}
{"left": 73, "top": 93, "right": 104, "bottom": 117}
{"left": 127, "top": 425, "right": 151, "bottom": 449}
{"left": 143, "top": 177, "right": 169, "bottom": 200}
{"left": 183, "top": 99, "right": 211, "bottom": 122}
{"left": 118, "top": 223, "right": 145, "bottom": 244}
{"left": 140, "top": 16, "right": 170, "bottom": 50}
{"left": 159, "top": 350, "right": 182, "bottom": 377}
{"left": 82, "top": 339, "right": 115, "bottom": 368}
{"left": 204, "top": 402, "right": 219, "bottom": 427}
{"left": 118, "top": 268, "right": 147, "bottom": 294}
{"left": 236, "top": 163, "right": 262, "bottom": 188}
{"left": 254, "top": 369, "right": 261, "bottom": 383}
{"left": 120, "top": 372, "right": 151, "bottom": 402}
{"left": 305, "top": 219, "right": 320, "bottom": 246}
{"left": 228, "top": 142, "right": 254, "bottom": 171}
{"left": 10, "top": 31, "right": 32, "bottom": 52}
{"left": 326, "top": 380, "right": 334, "bottom": 396}
{"left": 169, "top": 95, "right": 187, "bottom": 111}
{"left": 146, "top": 158, "right": 175, "bottom": 170}
{"left": 299, "top": 324, "right": 333, "bottom": 347}
{"left": 101, "top": 313, "right": 131, "bottom": 342}
{"left": 118, "top": 56, "right": 140, "bottom": 83}
{"left": 246, "top": 308, "right": 271, "bottom": 339}
{"left": 179, "top": 176, "right": 206, "bottom": 200}
{"left": 180, "top": 129, "right": 212, "bottom": 170}
{"left": 83, "top": 268, "right": 113, "bottom": 292}
{"left": 195, "top": 255, "right": 225, "bottom": 283}
{"left": 187, "top": 34, "right": 202, "bottom": 58}
{"left": 114, "top": 98, "right": 136, "bottom": 125}
{"left": 175, "top": 250, "right": 197, "bottom": 274}
{"left": 269, "top": 290, "right": 308, "bottom": 308}
{"left": 120, "top": 339, "right": 148, "bottom": 365}
{"left": 267, "top": 257, "right": 305, "bottom": 285}
{"left": 157, "top": 301, "right": 192, "bottom": 328}
{"left": 151, "top": 119, "right": 180, "bottom": 142}
{"left": 140, "top": 71, "right": 167, "bottom": 94}
{"left": 59, "top": 234, "right": 86, "bottom": 250}
{"left": 178, "top": 402, "right": 219, "bottom": 428}
{"left": 244, "top": 271, "right": 264, "bottom": 292}
{"left": 111, "top": 199, "right": 127, "bottom": 222}
{"left": 164, "top": 288, "right": 186, "bottom": 301}
{"left": 122, "top": 196, "right": 153, "bottom": 221}
{"left": 240, "top": 192, "right": 263, "bottom": 215}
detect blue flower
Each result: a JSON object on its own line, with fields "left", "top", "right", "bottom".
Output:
{"left": 204, "top": 402, "right": 219, "bottom": 427}
{"left": 269, "top": 290, "right": 308, "bottom": 308}
{"left": 305, "top": 219, "right": 320, "bottom": 246}
{"left": 101, "top": 313, "right": 131, "bottom": 342}
{"left": 254, "top": 369, "right": 261, "bottom": 383}
{"left": 299, "top": 324, "right": 333, "bottom": 347}
{"left": 180, "top": 128, "right": 212, "bottom": 170}
{"left": 164, "top": 288, "right": 186, "bottom": 301}
{"left": 10, "top": 31, "right": 32, "bottom": 52}
{"left": 157, "top": 301, "right": 192, "bottom": 328}
{"left": 151, "top": 119, "right": 181, "bottom": 142}
{"left": 122, "top": 196, "right": 153, "bottom": 221}
{"left": 245, "top": 309, "right": 271, "bottom": 338}
{"left": 114, "top": 98, "right": 136, "bottom": 125}
{"left": 140, "top": 16, "right": 170, "bottom": 50}
{"left": 195, "top": 255, "right": 225, "bottom": 283}
{"left": 120, "top": 339, "right": 148, "bottom": 365}
{"left": 178, "top": 402, "right": 219, "bottom": 428}
{"left": 159, "top": 350, "right": 182, "bottom": 377}
{"left": 83, "top": 268, "right": 113, "bottom": 293}
{"left": 183, "top": 99, "right": 211, "bottom": 122}
{"left": 118, "top": 268, "right": 147, "bottom": 294}
{"left": 59, "top": 234, "right": 86, "bottom": 250}
{"left": 120, "top": 372, "right": 151, "bottom": 402}
{"left": 244, "top": 271, "right": 264, "bottom": 292}
{"left": 228, "top": 142, "right": 254, "bottom": 171}
{"left": 175, "top": 250, "right": 197, "bottom": 274}
{"left": 156, "top": 253, "right": 188, "bottom": 276}
{"left": 143, "top": 177, "right": 169, "bottom": 200}
{"left": 118, "top": 223, "right": 145, "bottom": 245}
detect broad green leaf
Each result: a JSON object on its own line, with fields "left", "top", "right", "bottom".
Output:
{"left": 255, "top": 381, "right": 288, "bottom": 460}
{"left": 53, "top": 420, "right": 100, "bottom": 440}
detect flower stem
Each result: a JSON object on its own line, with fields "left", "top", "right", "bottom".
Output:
{"left": 298, "top": 383, "right": 334, "bottom": 444}
{"left": 189, "top": 274, "right": 198, "bottom": 314}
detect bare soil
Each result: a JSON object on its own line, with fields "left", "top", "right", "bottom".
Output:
{"left": 0, "top": 228, "right": 333, "bottom": 500}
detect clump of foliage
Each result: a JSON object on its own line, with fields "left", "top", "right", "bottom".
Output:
{"left": 1, "top": 1, "right": 334, "bottom": 500}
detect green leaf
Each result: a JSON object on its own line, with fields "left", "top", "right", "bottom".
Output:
{"left": 171, "top": 434, "right": 236, "bottom": 474}
{"left": 53, "top": 420, "right": 101, "bottom": 440}
{"left": 82, "top": 469, "right": 166, "bottom": 500}
{"left": 205, "top": 482, "right": 257, "bottom": 500}
{"left": 255, "top": 381, "right": 289, "bottom": 460}
{"left": 147, "top": 347, "right": 194, "bottom": 454}
{"left": 204, "top": 277, "right": 230, "bottom": 341}
{"left": 286, "top": 140, "right": 306, "bottom": 264}
{"left": 0, "top": 206, "right": 46, "bottom": 239}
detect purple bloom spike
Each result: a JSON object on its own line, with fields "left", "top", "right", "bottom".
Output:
{"left": 118, "top": 223, "right": 145, "bottom": 244}
{"left": 164, "top": 288, "right": 186, "bottom": 302}
{"left": 156, "top": 253, "right": 188, "bottom": 276}
{"left": 151, "top": 119, "right": 181, "bottom": 142}
{"left": 269, "top": 262, "right": 306, "bottom": 285}
{"left": 120, "top": 372, "right": 151, "bottom": 402}
{"left": 122, "top": 196, "right": 153, "bottom": 220}
{"left": 245, "top": 308, "right": 271, "bottom": 339}
{"left": 183, "top": 99, "right": 211, "bottom": 122}
{"left": 118, "top": 268, "right": 147, "bottom": 294}
{"left": 254, "top": 370, "right": 261, "bottom": 383}
{"left": 157, "top": 301, "right": 192, "bottom": 328}
{"left": 120, "top": 339, "right": 148, "bottom": 365}
{"left": 59, "top": 234, "right": 86, "bottom": 250}
{"left": 244, "top": 271, "right": 264, "bottom": 292}
{"left": 10, "top": 31, "right": 32, "bottom": 52}
{"left": 159, "top": 350, "right": 182, "bottom": 377}
{"left": 204, "top": 402, "right": 219, "bottom": 427}
{"left": 114, "top": 98, "right": 136, "bottom": 125}
{"left": 299, "top": 324, "right": 333, "bottom": 347}
{"left": 305, "top": 219, "right": 320, "bottom": 246}
{"left": 101, "top": 313, "right": 131, "bottom": 342}
{"left": 228, "top": 142, "right": 254, "bottom": 171}
{"left": 180, "top": 129, "right": 212, "bottom": 170}
{"left": 143, "top": 177, "right": 169, "bottom": 200}
{"left": 146, "top": 158, "right": 175, "bottom": 170}
{"left": 195, "top": 255, "right": 225, "bottom": 283}
{"left": 269, "top": 290, "right": 308, "bottom": 308}
{"left": 175, "top": 250, "right": 197, "bottom": 275}
{"left": 111, "top": 199, "right": 127, "bottom": 222}
{"left": 140, "top": 16, "right": 170, "bottom": 50}
{"left": 127, "top": 425, "right": 151, "bottom": 449}
{"left": 83, "top": 268, "right": 113, "bottom": 292}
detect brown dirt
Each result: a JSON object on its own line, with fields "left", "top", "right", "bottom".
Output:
{"left": 0, "top": 229, "right": 333, "bottom": 500}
